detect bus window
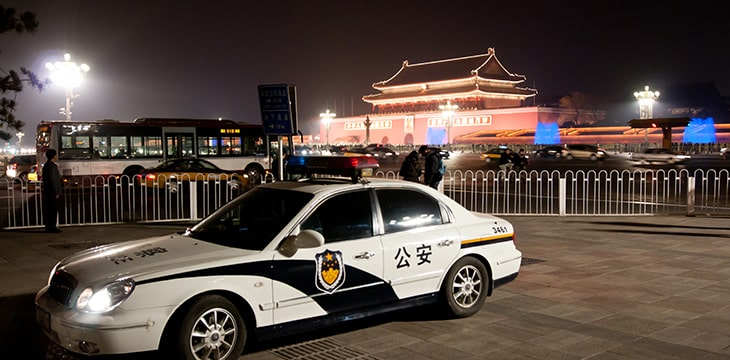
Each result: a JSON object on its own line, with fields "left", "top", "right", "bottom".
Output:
{"left": 111, "top": 136, "right": 127, "bottom": 158}
{"left": 92, "top": 136, "right": 110, "bottom": 158}
{"left": 222, "top": 136, "right": 242, "bottom": 155}
{"left": 198, "top": 136, "right": 218, "bottom": 155}
{"left": 132, "top": 136, "right": 163, "bottom": 158}
{"left": 60, "top": 134, "right": 92, "bottom": 159}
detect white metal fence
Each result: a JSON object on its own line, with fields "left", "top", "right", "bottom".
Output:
{"left": 2, "top": 168, "right": 729, "bottom": 229}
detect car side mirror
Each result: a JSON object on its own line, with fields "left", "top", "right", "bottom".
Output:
{"left": 279, "top": 229, "right": 325, "bottom": 257}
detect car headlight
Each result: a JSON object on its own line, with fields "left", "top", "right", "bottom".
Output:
{"left": 76, "top": 279, "right": 135, "bottom": 313}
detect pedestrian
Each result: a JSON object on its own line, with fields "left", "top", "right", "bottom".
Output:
{"left": 399, "top": 150, "right": 422, "bottom": 182}
{"left": 514, "top": 148, "right": 529, "bottom": 172}
{"left": 42, "top": 149, "right": 63, "bottom": 233}
{"left": 498, "top": 148, "right": 514, "bottom": 172}
{"left": 419, "top": 145, "right": 443, "bottom": 189}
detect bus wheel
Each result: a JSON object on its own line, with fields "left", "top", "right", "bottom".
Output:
{"left": 244, "top": 165, "right": 263, "bottom": 185}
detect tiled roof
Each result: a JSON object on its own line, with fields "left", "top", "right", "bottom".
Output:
{"left": 364, "top": 83, "right": 536, "bottom": 102}
{"left": 373, "top": 48, "right": 526, "bottom": 88}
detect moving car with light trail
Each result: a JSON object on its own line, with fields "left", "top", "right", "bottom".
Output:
{"left": 630, "top": 148, "right": 690, "bottom": 165}
{"left": 35, "top": 155, "right": 521, "bottom": 359}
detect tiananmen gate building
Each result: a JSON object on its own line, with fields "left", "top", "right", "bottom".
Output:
{"left": 317, "top": 48, "right": 729, "bottom": 147}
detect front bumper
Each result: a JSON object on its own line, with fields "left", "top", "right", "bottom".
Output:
{"left": 35, "top": 287, "right": 168, "bottom": 355}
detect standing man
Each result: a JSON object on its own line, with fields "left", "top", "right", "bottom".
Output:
{"left": 419, "top": 145, "right": 442, "bottom": 189}
{"left": 42, "top": 149, "right": 63, "bottom": 233}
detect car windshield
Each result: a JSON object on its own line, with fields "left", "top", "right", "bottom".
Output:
{"left": 187, "top": 187, "right": 314, "bottom": 250}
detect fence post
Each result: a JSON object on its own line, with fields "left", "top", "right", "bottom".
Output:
{"left": 190, "top": 182, "right": 198, "bottom": 221}
{"left": 686, "top": 176, "right": 695, "bottom": 217}
{"left": 559, "top": 177, "right": 566, "bottom": 216}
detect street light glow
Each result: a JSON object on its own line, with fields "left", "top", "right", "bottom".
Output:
{"left": 439, "top": 100, "right": 458, "bottom": 146}
{"left": 633, "top": 86, "right": 659, "bottom": 119}
{"left": 45, "top": 53, "right": 90, "bottom": 121}
{"left": 634, "top": 86, "right": 660, "bottom": 145}
{"left": 320, "top": 109, "right": 336, "bottom": 146}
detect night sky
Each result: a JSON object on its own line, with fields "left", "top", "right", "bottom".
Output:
{"left": 2, "top": 1, "right": 728, "bottom": 147}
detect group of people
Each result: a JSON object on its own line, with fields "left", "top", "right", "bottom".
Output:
{"left": 398, "top": 145, "right": 445, "bottom": 189}
{"left": 498, "top": 148, "right": 529, "bottom": 173}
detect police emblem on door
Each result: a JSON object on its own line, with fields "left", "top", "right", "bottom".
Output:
{"left": 315, "top": 249, "right": 345, "bottom": 293}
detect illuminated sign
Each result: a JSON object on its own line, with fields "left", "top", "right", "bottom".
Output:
{"left": 344, "top": 120, "right": 393, "bottom": 131}
{"left": 427, "top": 116, "right": 492, "bottom": 127}
{"left": 220, "top": 129, "right": 240, "bottom": 134}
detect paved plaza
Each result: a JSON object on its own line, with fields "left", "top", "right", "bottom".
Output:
{"left": 1, "top": 215, "right": 729, "bottom": 359}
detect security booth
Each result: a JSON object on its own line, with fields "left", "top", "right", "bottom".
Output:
{"left": 628, "top": 117, "right": 690, "bottom": 149}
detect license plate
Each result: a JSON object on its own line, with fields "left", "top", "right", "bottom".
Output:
{"left": 36, "top": 307, "right": 51, "bottom": 332}
{"left": 35, "top": 306, "right": 59, "bottom": 341}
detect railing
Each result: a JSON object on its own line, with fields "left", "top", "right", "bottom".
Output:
{"left": 1, "top": 169, "right": 729, "bottom": 229}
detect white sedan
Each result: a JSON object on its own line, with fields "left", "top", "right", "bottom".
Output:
{"left": 35, "top": 155, "right": 522, "bottom": 359}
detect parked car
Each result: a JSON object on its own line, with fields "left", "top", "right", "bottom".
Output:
{"left": 721, "top": 147, "right": 728, "bottom": 160}
{"left": 561, "top": 144, "right": 607, "bottom": 160}
{"left": 35, "top": 156, "right": 521, "bottom": 358}
{"left": 630, "top": 148, "right": 690, "bottom": 164}
{"left": 532, "top": 145, "right": 563, "bottom": 158}
{"left": 135, "top": 158, "right": 248, "bottom": 192}
{"left": 342, "top": 147, "right": 374, "bottom": 156}
{"left": 5, "top": 154, "right": 36, "bottom": 181}
{"left": 329, "top": 145, "right": 349, "bottom": 155}
{"left": 368, "top": 146, "right": 400, "bottom": 160}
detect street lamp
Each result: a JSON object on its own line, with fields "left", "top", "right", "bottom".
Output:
{"left": 320, "top": 109, "right": 336, "bottom": 147}
{"left": 45, "top": 53, "right": 90, "bottom": 121}
{"left": 439, "top": 100, "right": 458, "bottom": 148}
{"left": 634, "top": 86, "right": 660, "bottom": 144}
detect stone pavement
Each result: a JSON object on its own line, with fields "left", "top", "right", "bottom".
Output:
{"left": 1, "top": 215, "right": 729, "bottom": 359}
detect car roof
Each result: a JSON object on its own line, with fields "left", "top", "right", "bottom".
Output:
{"left": 259, "top": 177, "right": 473, "bottom": 217}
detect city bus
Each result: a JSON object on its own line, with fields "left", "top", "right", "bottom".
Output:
{"left": 35, "top": 118, "right": 273, "bottom": 183}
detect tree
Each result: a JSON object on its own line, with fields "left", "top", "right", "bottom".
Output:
{"left": 558, "top": 92, "right": 604, "bottom": 127}
{"left": 0, "top": 5, "right": 43, "bottom": 142}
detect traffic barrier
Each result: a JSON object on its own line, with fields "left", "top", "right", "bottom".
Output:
{"left": 1, "top": 168, "right": 728, "bottom": 229}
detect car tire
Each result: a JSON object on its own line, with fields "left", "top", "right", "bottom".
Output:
{"left": 565, "top": 154, "right": 574, "bottom": 160}
{"left": 165, "top": 295, "right": 246, "bottom": 360}
{"left": 244, "top": 164, "right": 264, "bottom": 185}
{"left": 441, "top": 257, "right": 488, "bottom": 318}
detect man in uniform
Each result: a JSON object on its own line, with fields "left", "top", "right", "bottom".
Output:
{"left": 42, "top": 149, "right": 63, "bottom": 233}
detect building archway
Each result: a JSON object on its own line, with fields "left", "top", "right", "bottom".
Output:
{"left": 403, "top": 133, "right": 414, "bottom": 145}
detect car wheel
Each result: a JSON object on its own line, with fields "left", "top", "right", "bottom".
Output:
{"left": 565, "top": 154, "right": 574, "bottom": 160}
{"left": 590, "top": 154, "right": 597, "bottom": 161}
{"left": 166, "top": 295, "right": 246, "bottom": 360}
{"left": 244, "top": 165, "right": 263, "bottom": 185}
{"left": 441, "top": 257, "right": 488, "bottom": 318}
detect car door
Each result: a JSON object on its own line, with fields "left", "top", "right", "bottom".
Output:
{"left": 376, "top": 188, "right": 461, "bottom": 300}
{"left": 271, "top": 189, "right": 385, "bottom": 324}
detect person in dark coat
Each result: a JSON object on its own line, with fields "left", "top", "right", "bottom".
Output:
{"left": 42, "top": 149, "right": 63, "bottom": 233}
{"left": 399, "top": 150, "right": 422, "bottom": 182}
{"left": 419, "top": 145, "right": 442, "bottom": 189}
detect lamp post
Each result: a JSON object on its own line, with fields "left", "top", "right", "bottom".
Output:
{"left": 45, "top": 53, "right": 90, "bottom": 121}
{"left": 634, "top": 86, "right": 660, "bottom": 144}
{"left": 439, "top": 100, "right": 458, "bottom": 148}
{"left": 320, "top": 109, "right": 335, "bottom": 147}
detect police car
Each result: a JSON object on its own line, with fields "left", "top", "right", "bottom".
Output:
{"left": 35, "top": 155, "right": 522, "bottom": 359}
